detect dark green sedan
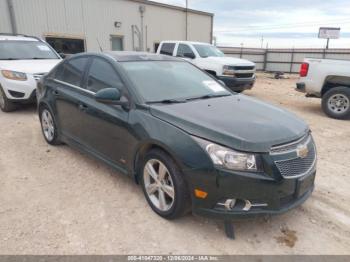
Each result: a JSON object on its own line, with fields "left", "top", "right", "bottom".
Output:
{"left": 37, "top": 52, "right": 316, "bottom": 223}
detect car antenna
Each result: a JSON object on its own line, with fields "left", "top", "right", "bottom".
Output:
{"left": 96, "top": 38, "right": 103, "bottom": 52}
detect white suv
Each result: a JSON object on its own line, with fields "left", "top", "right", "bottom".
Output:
{"left": 0, "top": 34, "right": 62, "bottom": 112}
{"left": 157, "top": 41, "right": 256, "bottom": 92}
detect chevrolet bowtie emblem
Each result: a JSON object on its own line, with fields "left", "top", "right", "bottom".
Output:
{"left": 297, "top": 145, "right": 309, "bottom": 159}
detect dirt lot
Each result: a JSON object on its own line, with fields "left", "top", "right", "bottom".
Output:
{"left": 0, "top": 73, "right": 350, "bottom": 255}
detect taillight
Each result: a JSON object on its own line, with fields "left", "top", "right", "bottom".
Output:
{"left": 300, "top": 63, "right": 309, "bottom": 77}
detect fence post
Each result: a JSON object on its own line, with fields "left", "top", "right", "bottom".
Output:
{"left": 290, "top": 48, "right": 295, "bottom": 73}
{"left": 263, "top": 48, "right": 268, "bottom": 71}
{"left": 240, "top": 47, "right": 243, "bottom": 58}
{"left": 323, "top": 48, "right": 326, "bottom": 59}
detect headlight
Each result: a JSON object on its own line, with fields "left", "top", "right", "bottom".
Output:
{"left": 223, "top": 65, "right": 235, "bottom": 76}
{"left": 193, "top": 136, "right": 261, "bottom": 172}
{"left": 1, "top": 70, "right": 27, "bottom": 81}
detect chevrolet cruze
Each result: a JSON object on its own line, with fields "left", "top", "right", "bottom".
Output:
{"left": 37, "top": 52, "right": 317, "bottom": 222}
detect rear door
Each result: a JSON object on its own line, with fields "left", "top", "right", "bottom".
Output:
{"left": 53, "top": 56, "right": 90, "bottom": 142}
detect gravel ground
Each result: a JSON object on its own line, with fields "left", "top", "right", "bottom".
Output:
{"left": 0, "top": 73, "right": 350, "bottom": 255}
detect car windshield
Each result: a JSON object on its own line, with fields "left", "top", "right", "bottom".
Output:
{"left": 0, "top": 41, "right": 59, "bottom": 60}
{"left": 193, "top": 44, "right": 225, "bottom": 58}
{"left": 121, "top": 61, "right": 231, "bottom": 103}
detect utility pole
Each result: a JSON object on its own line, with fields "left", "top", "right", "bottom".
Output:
{"left": 260, "top": 35, "right": 264, "bottom": 49}
{"left": 185, "top": 0, "right": 188, "bottom": 40}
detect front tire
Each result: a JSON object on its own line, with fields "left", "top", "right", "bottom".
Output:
{"left": 39, "top": 105, "right": 61, "bottom": 145}
{"left": 322, "top": 87, "right": 350, "bottom": 119}
{"left": 0, "top": 85, "right": 17, "bottom": 112}
{"left": 140, "top": 149, "right": 191, "bottom": 220}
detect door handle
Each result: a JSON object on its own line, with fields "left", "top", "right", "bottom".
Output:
{"left": 78, "top": 103, "right": 88, "bottom": 111}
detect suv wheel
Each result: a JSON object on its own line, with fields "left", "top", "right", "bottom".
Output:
{"left": 0, "top": 85, "right": 17, "bottom": 112}
{"left": 140, "top": 149, "right": 191, "bottom": 220}
{"left": 322, "top": 87, "right": 350, "bottom": 119}
{"left": 39, "top": 106, "right": 61, "bottom": 145}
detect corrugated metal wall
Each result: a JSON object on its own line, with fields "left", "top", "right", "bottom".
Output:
{"left": 0, "top": 0, "right": 213, "bottom": 52}
{"left": 0, "top": 0, "right": 12, "bottom": 32}
{"left": 220, "top": 47, "right": 350, "bottom": 73}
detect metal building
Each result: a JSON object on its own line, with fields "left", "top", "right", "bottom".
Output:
{"left": 0, "top": 0, "right": 213, "bottom": 54}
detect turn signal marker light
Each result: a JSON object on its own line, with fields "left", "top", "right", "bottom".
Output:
{"left": 195, "top": 189, "right": 208, "bottom": 199}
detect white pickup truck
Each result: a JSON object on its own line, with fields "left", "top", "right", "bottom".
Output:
{"left": 297, "top": 58, "right": 350, "bottom": 119}
{"left": 156, "top": 41, "right": 256, "bottom": 93}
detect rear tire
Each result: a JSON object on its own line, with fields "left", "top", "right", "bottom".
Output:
{"left": 39, "top": 105, "right": 61, "bottom": 145}
{"left": 0, "top": 85, "right": 17, "bottom": 112}
{"left": 140, "top": 149, "right": 191, "bottom": 220}
{"left": 322, "top": 87, "right": 350, "bottom": 119}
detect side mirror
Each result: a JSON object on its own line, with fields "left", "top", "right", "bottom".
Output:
{"left": 59, "top": 53, "right": 66, "bottom": 59}
{"left": 95, "top": 88, "right": 128, "bottom": 107}
{"left": 183, "top": 52, "right": 196, "bottom": 59}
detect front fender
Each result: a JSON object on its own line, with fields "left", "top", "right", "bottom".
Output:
{"left": 127, "top": 109, "right": 213, "bottom": 174}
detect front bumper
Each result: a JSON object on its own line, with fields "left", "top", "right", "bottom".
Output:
{"left": 218, "top": 75, "right": 256, "bottom": 92}
{"left": 188, "top": 168, "right": 316, "bottom": 220}
{"left": 1, "top": 75, "right": 37, "bottom": 101}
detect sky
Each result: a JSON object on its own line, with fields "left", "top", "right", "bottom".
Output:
{"left": 153, "top": 0, "right": 350, "bottom": 48}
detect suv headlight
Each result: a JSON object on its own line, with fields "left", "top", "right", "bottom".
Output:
{"left": 1, "top": 70, "right": 27, "bottom": 81}
{"left": 193, "top": 136, "right": 261, "bottom": 172}
{"left": 223, "top": 65, "right": 235, "bottom": 76}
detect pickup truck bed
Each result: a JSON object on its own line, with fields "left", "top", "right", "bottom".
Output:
{"left": 297, "top": 58, "right": 350, "bottom": 119}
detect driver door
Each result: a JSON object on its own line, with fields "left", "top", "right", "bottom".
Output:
{"left": 79, "top": 57, "right": 131, "bottom": 170}
{"left": 176, "top": 43, "right": 197, "bottom": 63}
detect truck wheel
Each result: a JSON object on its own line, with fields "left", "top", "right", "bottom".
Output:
{"left": 140, "top": 149, "right": 191, "bottom": 220}
{"left": 0, "top": 85, "right": 17, "bottom": 112}
{"left": 322, "top": 86, "right": 350, "bottom": 119}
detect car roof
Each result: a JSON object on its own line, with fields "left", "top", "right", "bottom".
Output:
{"left": 103, "top": 51, "right": 182, "bottom": 62}
{"left": 160, "top": 40, "right": 211, "bottom": 46}
{"left": 0, "top": 34, "right": 40, "bottom": 42}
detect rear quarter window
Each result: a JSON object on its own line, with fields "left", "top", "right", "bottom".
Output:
{"left": 56, "top": 57, "right": 89, "bottom": 87}
{"left": 160, "top": 43, "right": 175, "bottom": 56}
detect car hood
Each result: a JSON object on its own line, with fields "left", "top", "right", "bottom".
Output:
{"left": 205, "top": 56, "right": 255, "bottom": 67}
{"left": 0, "top": 59, "right": 61, "bottom": 74}
{"left": 149, "top": 95, "right": 309, "bottom": 153}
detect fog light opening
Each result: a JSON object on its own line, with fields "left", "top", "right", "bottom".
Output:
{"left": 217, "top": 199, "right": 268, "bottom": 211}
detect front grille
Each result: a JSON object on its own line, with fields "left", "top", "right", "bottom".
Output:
{"left": 271, "top": 134, "right": 310, "bottom": 154}
{"left": 235, "top": 73, "right": 254, "bottom": 78}
{"left": 274, "top": 140, "right": 316, "bottom": 178}
{"left": 233, "top": 66, "right": 255, "bottom": 71}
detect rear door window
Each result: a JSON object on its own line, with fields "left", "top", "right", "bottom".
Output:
{"left": 86, "top": 58, "right": 123, "bottom": 93}
{"left": 57, "top": 57, "right": 89, "bottom": 87}
{"left": 159, "top": 43, "right": 175, "bottom": 56}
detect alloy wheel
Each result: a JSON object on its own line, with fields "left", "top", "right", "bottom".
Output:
{"left": 143, "top": 159, "right": 175, "bottom": 212}
{"left": 328, "top": 94, "right": 349, "bottom": 114}
{"left": 41, "top": 109, "right": 55, "bottom": 141}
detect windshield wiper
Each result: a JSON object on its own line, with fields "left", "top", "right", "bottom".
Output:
{"left": 147, "top": 99, "right": 187, "bottom": 104}
{"left": 186, "top": 93, "right": 231, "bottom": 101}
